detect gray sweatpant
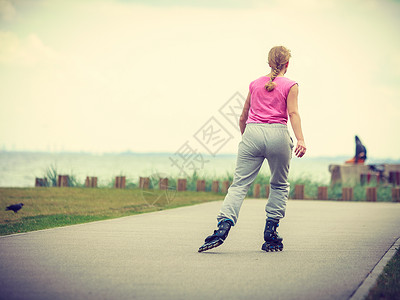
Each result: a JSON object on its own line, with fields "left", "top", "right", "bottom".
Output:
{"left": 217, "top": 123, "right": 294, "bottom": 225}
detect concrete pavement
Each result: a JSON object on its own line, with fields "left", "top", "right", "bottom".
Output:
{"left": 1, "top": 199, "right": 399, "bottom": 300}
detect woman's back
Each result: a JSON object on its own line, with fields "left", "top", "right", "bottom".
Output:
{"left": 247, "top": 76, "right": 297, "bottom": 125}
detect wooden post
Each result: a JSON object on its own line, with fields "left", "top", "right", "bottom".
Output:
{"left": 177, "top": 179, "right": 187, "bottom": 192}
{"left": 265, "top": 185, "right": 270, "bottom": 198}
{"left": 159, "top": 178, "right": 168, "bottom": 190}
{"left": 318, "top": 186, "right": 328, "bottom": 200}
{"left": 35, "top": 178, "right": 48, "bottom": 187}
{"left": 85, "top": 176, "right": 90, "bottom": 187}
{"left": 389, "top": 172, "right": 395, "bottom": 185}
{"left": 115, "top": 176, "right": 126, "bottom": 189}
{"left": 196, "top": 180, "right": 206, "bottom": 192}
{"left": 212, "top": 181, "right": 219, "bottom": 193}
{"left": 115, "top": 177, "right": 120, "bottom": 188}
{"left": 139, "top": 177, "right": 150, "bottom": 189}
{"left": 392, "top": 188, "right": 400, "bottom": 202}
{"left": 222, "top": 181, "right": 230, "bottom": 194}
{"left": 122, "top": 176, "right": 126, "bottom": 188}
{"left": 295, "top": 185, "right": 305, "bottom": 199}
{"left": 253, "top": 184, "right": 261, "bottom": 198}
{"left": 366, "top": 187, "right": 377, "bottom": 202}
{"left": 64, "top": 175, "right": 69, "bottom": 187}
{"left": 85, "top": 177, "right": 97, "bottom": 188}
{"left": 57, "top": 175, "right": 69, "bottom": 187}
{"left": 342, "top": 187, "right": 353, "bottom": 201}
{"left": 389, "top": 171, "right": 400, "bottom": 186}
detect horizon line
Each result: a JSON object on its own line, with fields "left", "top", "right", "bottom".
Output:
{"left": 1, "top": 150, "right": 399, "bottom": 161}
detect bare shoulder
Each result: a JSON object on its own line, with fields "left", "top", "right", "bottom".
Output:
{"left": 288, "top": 83, "right": 299, "bottom": 95}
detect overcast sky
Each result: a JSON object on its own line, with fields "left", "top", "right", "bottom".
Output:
{"left": 0, "top": 0, "right": 399, "bottom": 158}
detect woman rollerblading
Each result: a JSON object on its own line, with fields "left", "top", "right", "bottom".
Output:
{"left": 198, "top": 45, "right": 306, "bottom": 253}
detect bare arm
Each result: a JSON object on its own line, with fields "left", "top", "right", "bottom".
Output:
{"left": 239, "top": 91, "right": 251, "bottom": 135}
{"left": 287, "top": 84, "right": 306, "bottom": 158}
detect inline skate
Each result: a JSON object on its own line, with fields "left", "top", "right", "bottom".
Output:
{"left": 261, "top": 219, "right": 283, "bottom": 252}
{"left": 198, "top": 219, "right": 233, "bottom": 252}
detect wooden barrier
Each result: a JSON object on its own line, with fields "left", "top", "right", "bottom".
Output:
{"left": 159, "top": 178, "right": 168, "bottom": 190}
{"left": 222, "top": 181, "right": 230, "bottom": 194}
{"left": 389, "top": 171, "right": 400, "bottom": 186}
{"left": 196, "top": 180, "right": 206, "bottom": 192}
{"left": 85, "top": 177, "right": 97, "bottom": 188}
{"left": 115, "top": 176, "right": 126, "bottom": 189}
{"left": 33, "top": 171, "right": 400, "bottom": 202}
{"left": 139, "top": 177, "right": 150, "bottom": 189}
{"left": 31, "top": 171, "right": 400, "bottom": 203}
{"left": 177, "top": 179, "right": 187, "bottom": 191}
{"left": 294, "top": 185, "right": 305, "bottom": 199}
{"left": 212, "top": 181, "right": 219, "bottom": 193}
{"left": 253, "top": 184, "right": 261, "bottom": 198}
{"left": 318, "top": 186, "right": 328, "bottom": 200}
{"left": 35, "top": 178, "right": 48, "bottom": 187}
{"left": 265, "top": 185, "right": 270, "bottom": 198}
{"left": 57, "top": 175, "right": 69, "bottom": 187}
{"left": 366, "top": 187, "right": 377, "bottom": 202}
{"left": 392, "top": 188, "right": 400, "bottom": 202}
{"left": 342, "top": 187, "right": 353, "bottom": 201}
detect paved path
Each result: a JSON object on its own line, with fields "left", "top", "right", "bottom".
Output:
{"left": 1, "top": 200, "right": 399, "bottom": 300}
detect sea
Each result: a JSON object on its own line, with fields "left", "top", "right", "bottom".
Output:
{"left": 0, "top": 151, "right": 398, "bottom": 187}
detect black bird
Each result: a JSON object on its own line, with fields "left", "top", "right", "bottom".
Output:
{"left": 5, "top": 203, "right": 24, "bottom": 213}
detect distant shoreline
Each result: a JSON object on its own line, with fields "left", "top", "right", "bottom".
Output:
{"left": 1, "top": 150, "right": 399, "bottom": 162}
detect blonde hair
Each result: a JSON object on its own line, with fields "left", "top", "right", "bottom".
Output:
{"left": 265, "top": 46, "right": 292, "bottom": 92}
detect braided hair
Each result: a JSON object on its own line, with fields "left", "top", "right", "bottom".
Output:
{"left": 265, "top": 46, "right": 292, "bottom": 92}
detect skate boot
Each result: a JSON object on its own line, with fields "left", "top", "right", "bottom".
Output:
{"left": 261, "top": 219, "right": 283, "bottom": 252}
{"left": 198, "top": 219, "right": 233, "bottom": 252}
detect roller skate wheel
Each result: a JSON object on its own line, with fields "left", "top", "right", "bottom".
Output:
{"left": 198, "top": 239, "right": 223, "bottom": 253}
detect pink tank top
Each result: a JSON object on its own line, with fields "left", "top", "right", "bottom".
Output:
{"left": 246, "top": 76, "right": 297, "bottom": 125}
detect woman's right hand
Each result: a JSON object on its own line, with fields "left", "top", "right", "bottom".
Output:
{"left": 294, "top": 140, "right": 306, "bottom": 158}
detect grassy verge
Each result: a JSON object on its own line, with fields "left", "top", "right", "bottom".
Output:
{"left": 0, "top": 187, "right": 223, "bottom": 236}
{"left": 366, "top": 247, "right": 400, "bottom": 300}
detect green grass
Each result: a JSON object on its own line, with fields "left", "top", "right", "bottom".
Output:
{"left": 0, "top": 187, "right": 223, "bottom": 236}
{"left": 0, "top": 214, "right": 108, "bottom": 236}
{"left": 366, "top": 247, "right": 400, "bottom": 300}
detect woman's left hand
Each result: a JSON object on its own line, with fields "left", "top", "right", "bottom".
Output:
{"left": 294, "top": 140, "right": 306, "bottom": 158}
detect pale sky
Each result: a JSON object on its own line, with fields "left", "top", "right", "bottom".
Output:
{"left": 0, "top": 0, "right": 399, "bottom": 158}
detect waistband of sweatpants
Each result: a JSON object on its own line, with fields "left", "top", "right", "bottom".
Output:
{"left": 246, "top": 122, "right": 287, "bottom": 129}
